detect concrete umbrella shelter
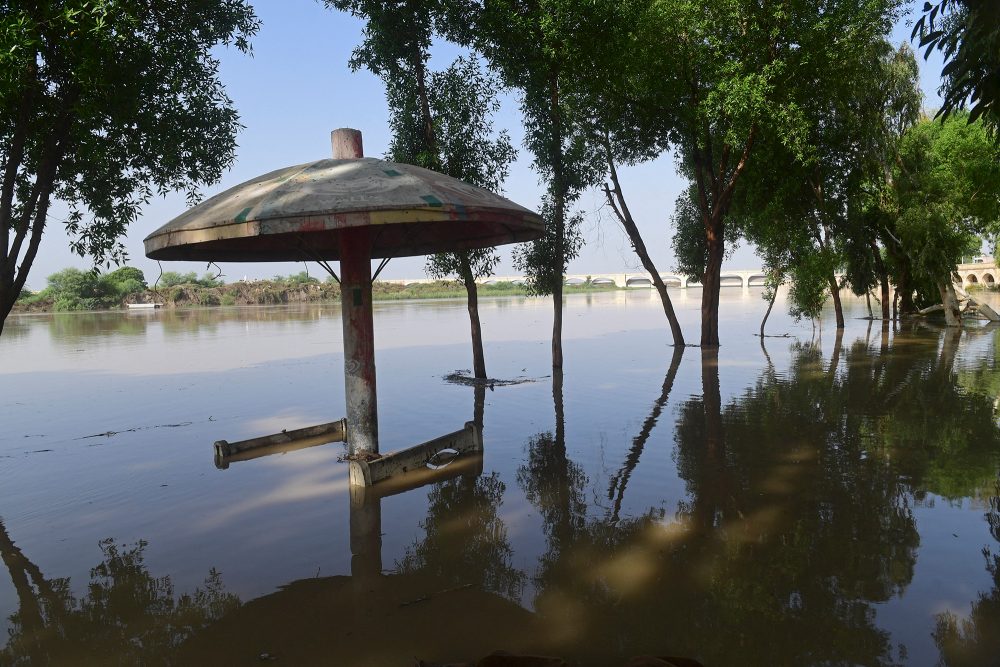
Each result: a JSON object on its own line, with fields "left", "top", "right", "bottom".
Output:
{"left": 144, "top": 129, "right": 543, "bottom": 470}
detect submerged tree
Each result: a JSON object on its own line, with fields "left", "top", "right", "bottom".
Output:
{"left": 440, "top": 0, "right": 601, "bottom": 370}
{"left": 599, "top": 0, "right": 903, "bottom": 346}
{"left": 325, "top": 0, "right": 515, "bottom": 379}
{"left": 0, "top": 1, "right": 260, "bottom": 336}
{"left": 892, "top": 114, "right": 1000, "bottom": 324}
{"left": 391, "top": 57, "right": 515, "bottom": 380}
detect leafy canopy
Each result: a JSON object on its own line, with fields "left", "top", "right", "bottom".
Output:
{"left": 0, "top": 0, "right": 259, "bottom": 332}
{"left": 893, "top": 114, "right": 1000, "bottom": 285}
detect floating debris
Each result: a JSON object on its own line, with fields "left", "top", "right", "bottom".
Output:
{"left": 442, "top": 370, "right": 541, "bottom": 388}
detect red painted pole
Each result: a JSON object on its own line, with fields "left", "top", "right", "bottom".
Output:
{"left": 332, "top": 129, "right": 378, "bottom": 456}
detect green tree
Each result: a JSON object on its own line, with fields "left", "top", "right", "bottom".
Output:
{"left": 442, "top": 0, "right": 602, "bottom": 370}
{"left": 0, "top": 0, "right": 260, "bottom": 336}
{"left": 893, "top": 114, "right": 1000, "bottom": 324}
{"left": 44, "top": 267, "right": 115, "bottom": 311}
{"left": 106, "top": 265, "right": 147, "bottom": 296}
{"left": 324, "top": 0, "right": 515, "bottom": 379}
{"left": 549, "top": 0, "right": 687, "bottom": 346}
{"left": 158, "top": 271, "right": 198, "bottom": 288}
{"left": 914, "top": 0, "right": 1000, "bottom": 135}
{"left": 396, "top": 58, "right": 515, "bottom": 380}
{"left": 586, "top": 0, "right": 902, "bottom": 347}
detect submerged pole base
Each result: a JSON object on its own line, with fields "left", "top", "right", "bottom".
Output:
{"left": 348, "top": 421, "right": 483, "bottom": 487}
{"left": 214, "top": 419, "right": 346, "bottom": 469}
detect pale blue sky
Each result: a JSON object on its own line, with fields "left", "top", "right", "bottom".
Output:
{"left": 26, "top": 0, "right": 943, "bottom": 289}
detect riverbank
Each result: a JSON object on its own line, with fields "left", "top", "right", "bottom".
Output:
{"left": 13, "top": 278, "right": 618, "bottom": 313}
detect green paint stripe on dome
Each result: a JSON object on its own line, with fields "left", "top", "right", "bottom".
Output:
{"left": 421, "top": 194, "right": 443, "bottom": 207}
{"left": 234, "top": 206, "right": 254, "bottom": 223}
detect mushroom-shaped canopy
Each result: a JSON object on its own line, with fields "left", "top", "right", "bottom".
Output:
{"left": 144, "top": 158, "right": 543, "bottom": 262}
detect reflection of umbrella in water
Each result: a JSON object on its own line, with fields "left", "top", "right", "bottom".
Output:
{"left": 144, "top": 129, "right": 542, "bottom": 479}
{"left": 195, "top": 393, "right": 549, "bottom": 665}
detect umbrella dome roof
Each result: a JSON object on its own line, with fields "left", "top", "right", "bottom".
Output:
{"left": 144, "top": 158, "right": 543, "bottom": 262}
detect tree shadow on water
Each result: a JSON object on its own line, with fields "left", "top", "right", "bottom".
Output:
{"left": 0, "top": 519, "right": 239, "bottom": 665}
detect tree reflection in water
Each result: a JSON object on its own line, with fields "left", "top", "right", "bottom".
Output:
{"left": 513, "top": 328, "right": 1000, "bottom": 666}
{"left": 6, "top": 326, "right": 1000, "bottom": 665}
{"left": 0, "top": 520, "right": 239, "bottom": 665}
{"left": 397, "top": 385, "right": 525, "bottom": 600}
{"left": 934, "top": 477, "right": 1000, "bottom": 666}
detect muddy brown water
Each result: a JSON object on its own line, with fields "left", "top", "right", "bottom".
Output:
{"left": 2, "top": 288, "right": 1000, "bottom": 666}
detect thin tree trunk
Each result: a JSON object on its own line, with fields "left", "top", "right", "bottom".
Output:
{"left": 549, "top": 73, "right": 566, "bottom": 370}
{"left": 602, "top": 148, "right": 684, "bottom": 346}
{"left": 693, "top": 129, "right": 754, "bottom": 349}
{"left": 828, "top": 274, "right": 845, "bottom": 329}
{"left": 0, "top": 98, "right": 72, "bottom": 337}
{"left": 459, "top": 253, "right": 487, "bottom": 379}
{"left": 701, "top": 223, "right": 724, "bottom": 347}
{"left": 870, "top": 239, "right": 891, "bottom": 320}
{"left": 411, "top": 50, "right": 437, "bottom": 161}
{"left": 1, "top": 135, "right": 65, "bottom": 336}
{"left": 760, "top": 284, "right": 777, "bottom": 338}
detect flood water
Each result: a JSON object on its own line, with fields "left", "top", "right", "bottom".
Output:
{"left": 2, "top": 288, "right": 1000, "bottom": 666}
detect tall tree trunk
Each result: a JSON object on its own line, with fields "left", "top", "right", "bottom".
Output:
{"left": 411, "top": 50, "right": 437, "bottom": 162}
{"left": 458, "top": 253, "right": 487, "bottom": 379}
{"left": 938, "top": 279, "right": 962, "bottom": 327}
{"left": 692, "top": 128, "right": 755, "bottom": 348}
{"left": 549, "top": 74, "right": 566, "bottom": 370}
{"left": 760, "top": 283, "right": 778, "bottom": 338}
{"left": 828, "top": 273, "right": 845, "bottom": 329}
{"left": 701, "top": 221, "right": 724, "bottom": 347}
{"left": 1, "top": 98, "right": 72, "bottom": 337}
{"left": 552, "top": 276, "right": 564, "bottom": 369}
{"left": 603, "top": 149, "right": 684, "bottom": 346}
{"left": 895, "top": 263, "right": 916, "bottom": 315}
{"left": 870, "top": 239, "right": 891, "bottom": 320}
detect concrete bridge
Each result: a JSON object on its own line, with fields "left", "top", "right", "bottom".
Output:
{"left": 956, "top": 258, "right": 998, "bottom": 287}
{"left": 381, "top": 258, "right": 997, "bottom": 291}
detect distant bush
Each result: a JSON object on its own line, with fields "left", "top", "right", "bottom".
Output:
{"left": 158, "top": 271, "right": 197, "bottom": 288}
{"left": 41, "top": 267, "right": 149, "bottom": 311}
{"left": 107, "top": 266, "right": 147, "bottom": 294}
{"left": 157, "top": 271, "right": 223, "bottom": 288}
{"left": 198, "top": 292, "right": 220, "bottom": 306}
{"left": 274, "top": 271, "right": 319, "bottom": 286}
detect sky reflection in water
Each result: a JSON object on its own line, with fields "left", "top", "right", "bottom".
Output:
{"left": 1, "top": 289, "right": 1000, "bottom": 666}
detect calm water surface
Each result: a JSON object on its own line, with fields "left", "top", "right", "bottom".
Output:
{"left": 2, "top": 288, "right": 1000, "bottom": 666}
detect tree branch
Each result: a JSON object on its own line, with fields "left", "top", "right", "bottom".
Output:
{"left": 0, "top": 62, "right": 37, "bottom": 275}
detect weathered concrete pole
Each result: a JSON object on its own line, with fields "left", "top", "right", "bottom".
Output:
{"left": 333, "top": 128, "right": 378, "bottom": 456}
